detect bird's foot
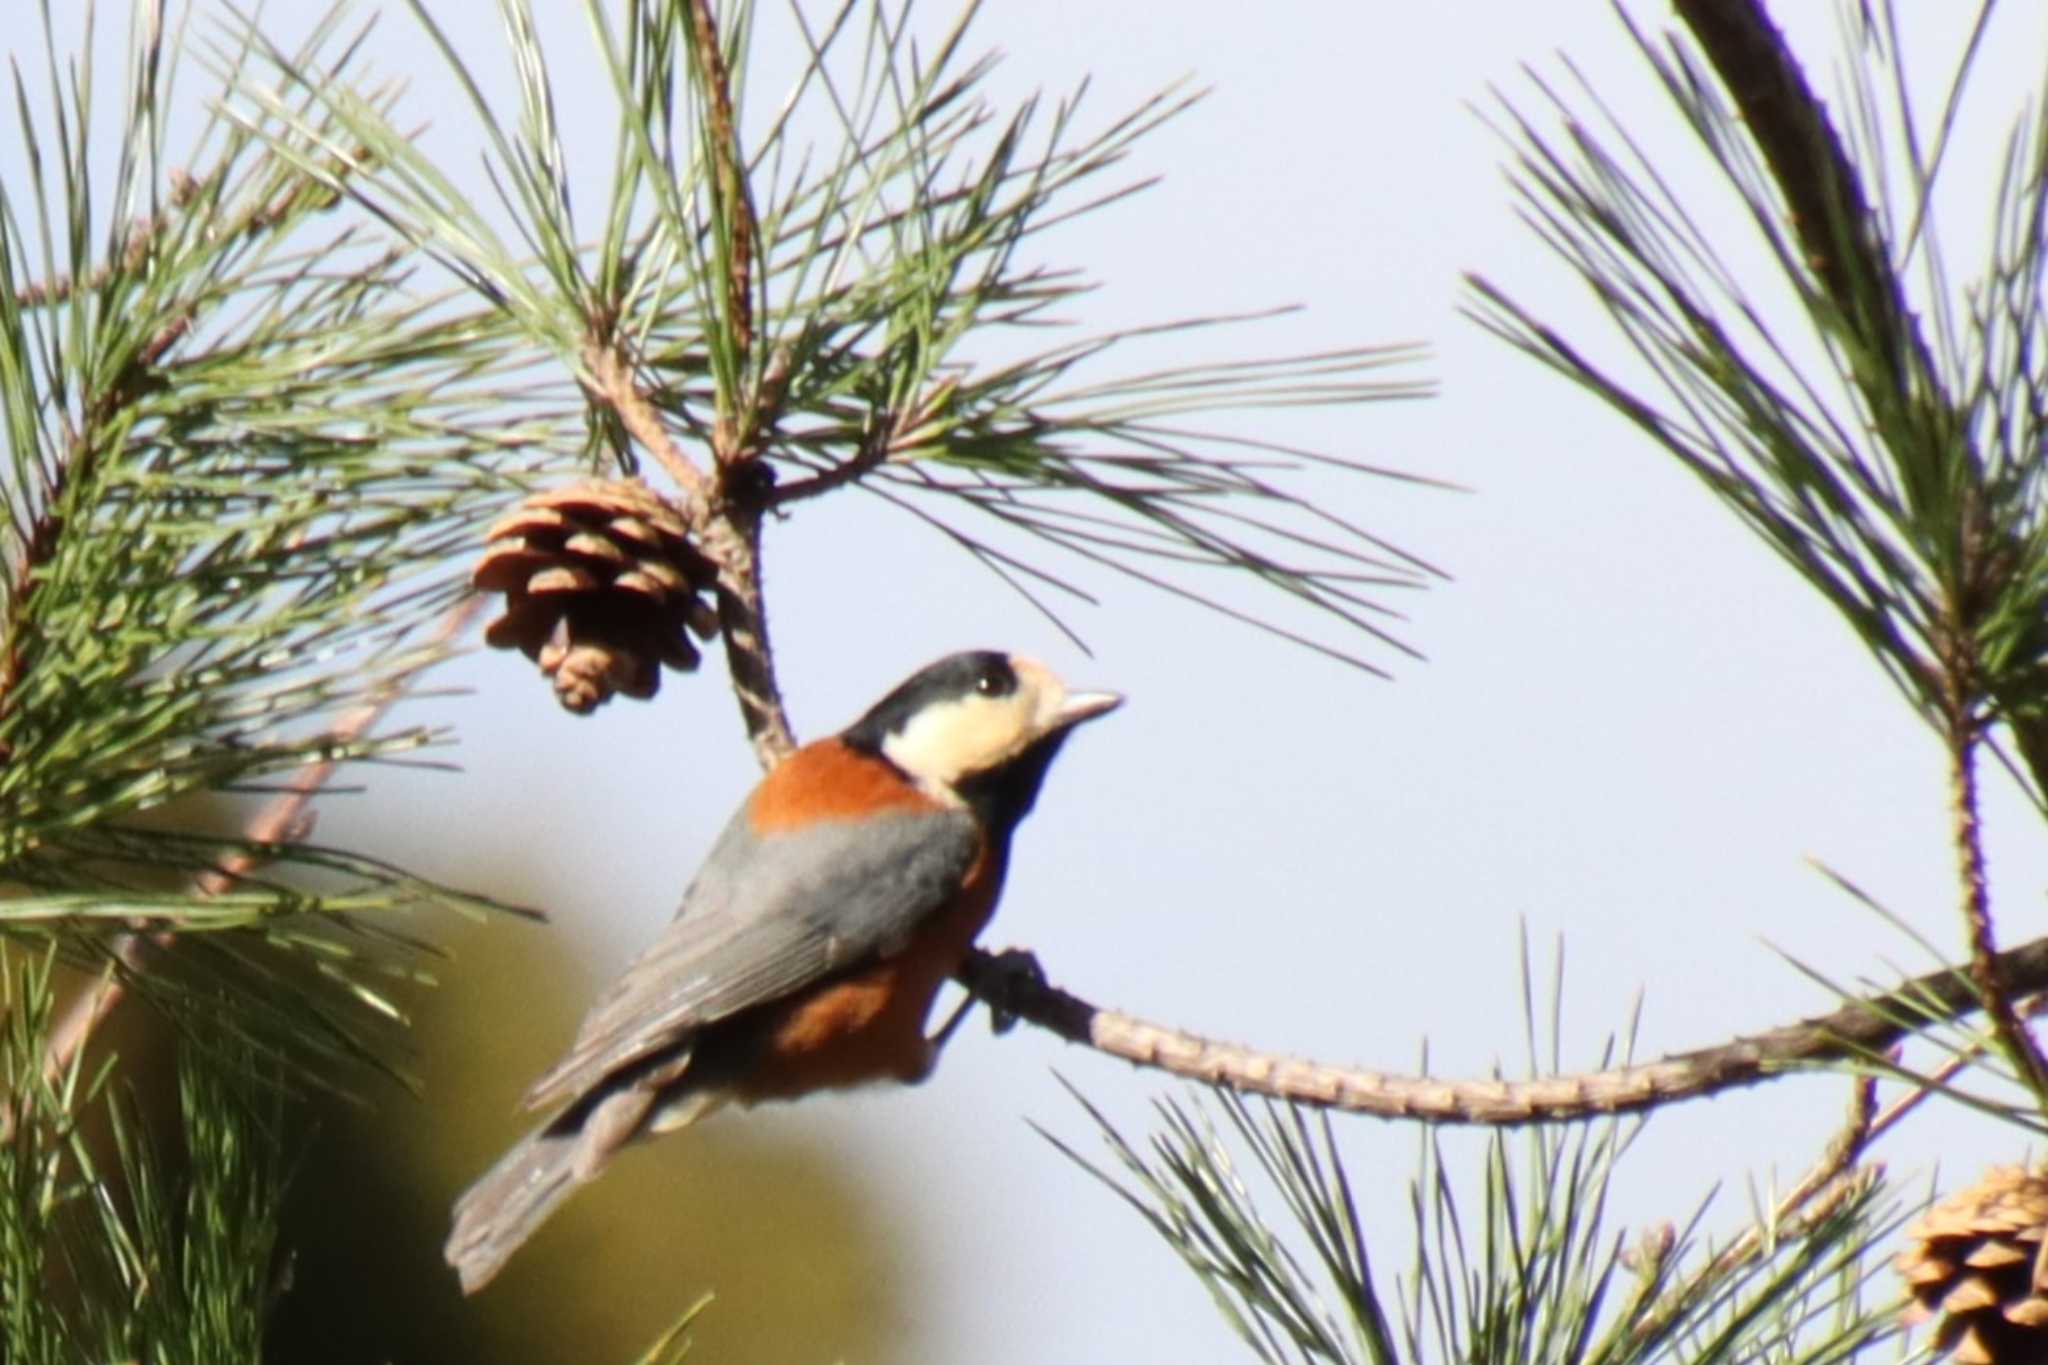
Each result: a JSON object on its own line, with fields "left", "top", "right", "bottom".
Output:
{"left": 971, "top": 947, "right": 1046, "bottom": 1036}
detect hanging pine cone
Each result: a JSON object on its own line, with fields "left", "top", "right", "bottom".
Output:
{"left": 472, "top": 479, "right": 720, "bottom": 714}
{"left": 1898, "top": 1165, "right": 2048, "bottom": 1364}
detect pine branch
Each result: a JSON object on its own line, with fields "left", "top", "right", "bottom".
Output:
{"left": 1469, "top": 0, "right": 2048, "bottom": 772}
{"left": 0, "top": 951, "right": 298, "bottom": 1361}
{"left": 958, "top": 931, "right": 2048, "bottom": 1124}
{"left": 1670, "top": 0, "right": 2048, "bottom": 1109}
{"left": 1467, "top": 1, "right": 2048, "bottom": 1140}
{"left": 234, "top": 0, "right": 1435, "bottom": 691}
{"left": 1, "top": 2, "right": 563, "bottom": 1086}
{"left": 30, "top": 598, "right": 486, "bottom": 1109}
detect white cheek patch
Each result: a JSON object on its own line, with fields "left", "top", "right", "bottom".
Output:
{"left": 882, "top": 691, "right": 1039, "bottom": 787}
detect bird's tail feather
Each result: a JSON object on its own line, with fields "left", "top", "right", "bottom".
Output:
{"left": 444, "top": 1116, "right": 601, "bottom": 1295}
{"left": 444, "top": 1081, "right": 728, "bottom": 1294}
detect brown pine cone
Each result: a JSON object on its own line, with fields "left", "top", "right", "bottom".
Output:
{"left": 472, "top": 479, "right": 719, "bottom": 713}
{"left": 1898, "top": 1165, "right": 2048, "bottom": 1364}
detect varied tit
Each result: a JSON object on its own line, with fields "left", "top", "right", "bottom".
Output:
{"left": 445, "top": 649, "right": 1120, "bottom": 1292}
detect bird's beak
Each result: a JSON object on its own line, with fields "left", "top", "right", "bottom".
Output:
{"left": 1052, "top": 689, "right": 1122, "bottom": 730}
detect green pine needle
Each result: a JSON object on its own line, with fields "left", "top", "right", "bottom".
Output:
{"left": 0, "top": 950, "right": 296, "bottom": 1363}
{"left": 629, "top": 1293, "right": 714, "bottom": 1365}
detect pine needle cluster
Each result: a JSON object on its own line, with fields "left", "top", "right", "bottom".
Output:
{"left": 1048, "top": 4, "right": 2048, "bottom": 1363}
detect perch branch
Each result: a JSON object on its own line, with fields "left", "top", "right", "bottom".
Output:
{"left": 957, "top": 932, "right": 2048, "bottom": 1124}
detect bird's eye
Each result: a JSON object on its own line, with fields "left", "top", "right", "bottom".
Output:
{"left": 974, "top": 664, "right": 1012, "bottom": 696}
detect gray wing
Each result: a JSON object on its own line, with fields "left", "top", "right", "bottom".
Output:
{"left": 521, "top": 803, "right": 979, "bottom": 1112}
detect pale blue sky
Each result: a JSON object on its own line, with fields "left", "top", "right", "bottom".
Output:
{"left": 14, "top": 3, "right": 2048, "bottom": 1361}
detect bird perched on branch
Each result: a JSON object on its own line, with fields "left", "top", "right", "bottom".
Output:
{"left": 445, "top": 650, "right": 1120, "bottom": 1292}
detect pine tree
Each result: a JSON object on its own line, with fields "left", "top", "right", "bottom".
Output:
{"left": 0, "top": 0, "right": 1424, "bottom": 1355}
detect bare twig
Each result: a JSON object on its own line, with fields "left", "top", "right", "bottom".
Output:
{"left": 582, "top": 343, "right": 715, "bottom": 511}
{"left": 1868, "top": 1043, "right": 1980, "bottom": 1144}
{"left": 579, "top": 339, "right": 795, "bottom": 765}
{"left": 1780, "top": 1075, "right": 1880, "bottom": 1216}
{"left": 769, "top": 380, "right": 954, "bottom": 509}
{"left": 699, "top": 509, "right": 795, "bottom": 767}
{"left": 1623, "top": 1007, "right": 2029, "bottom": 1345}
{"left": 685, "top": 0, "right": 788, "bottom": 476}
{"left": 768, "top": 420, "right": 895, "bottom": 509}
{"left": 31, "top": 597, "right": 484, "bottom": 1099}
{"left": 958, "top": 933, "right": 2048, "bottom": 1124}
{"left": 1946, "top": 711, "right": 2048, "bottom": 1095}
